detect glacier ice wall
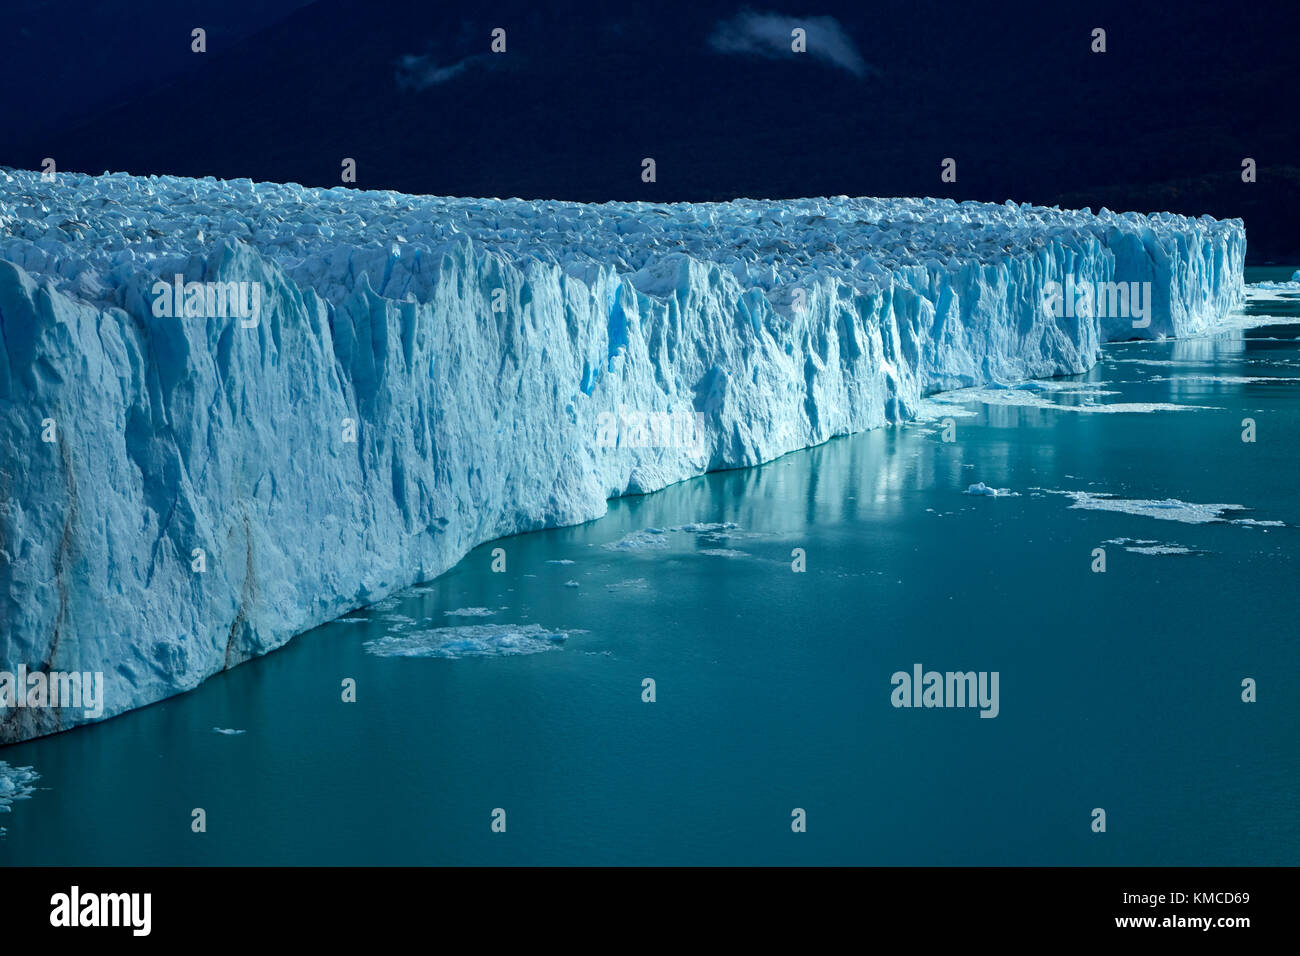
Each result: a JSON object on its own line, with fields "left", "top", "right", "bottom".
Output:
{"left": 0, "top": 170, "right": 1244, "bottom": 741}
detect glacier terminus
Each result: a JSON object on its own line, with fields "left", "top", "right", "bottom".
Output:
{"left": 0, "top": 168, "right": 1245, "bottom": 742}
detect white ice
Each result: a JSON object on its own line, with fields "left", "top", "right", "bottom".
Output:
{"left": 0, "top": 167, "right": 1247, "bottom": 740}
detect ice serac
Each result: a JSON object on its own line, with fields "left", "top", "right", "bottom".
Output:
{"left": 0, "top": 170, "right": 1245, "bottom": 741}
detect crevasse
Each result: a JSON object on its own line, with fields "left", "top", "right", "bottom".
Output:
{"left": 0, "top": 170, "right": 1244, "bottom": 741}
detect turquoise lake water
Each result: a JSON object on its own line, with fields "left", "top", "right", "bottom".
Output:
{"left": 2, "top": 269, "right": 1297, "bottom": 865}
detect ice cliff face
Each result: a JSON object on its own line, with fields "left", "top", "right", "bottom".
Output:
{"left": 0, "top": 169, "right": 1244, "bottom": 741}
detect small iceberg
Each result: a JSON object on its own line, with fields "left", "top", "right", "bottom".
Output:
{"left": 1048, "top": 490, "right": 1248, "bottom": 524}
{"left": 364, "top": 623, "right": 575, "bottom": 659}
{"left": 1103, "top": 537, "right": 1201, "bottom": 556}
{"left": 965, "top": 481, "right": 1014, "bottom": 497}
{"left": 444, "top": 607, "right": 497, "bottom": 617}
{"left": 0, "top": 762, "right": 40, "bottom": 811}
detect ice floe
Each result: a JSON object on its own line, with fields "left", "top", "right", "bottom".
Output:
{"left": 364, "top": 624, "right": 575, "bottom": 659}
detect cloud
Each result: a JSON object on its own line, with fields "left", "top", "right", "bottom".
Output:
{"left": 395, "top": 53, "right": 484, "bottom": 90}
{"left": 708, "top": 10, "right": 870, "bottom": 77}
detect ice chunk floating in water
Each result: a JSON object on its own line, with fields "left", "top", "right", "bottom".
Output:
{"left": 0, "top": 167, "right": 1246, "bottom": 741}
{"left": 930, "top": 386, "right": 1216, "bottom": 416}
{"left": 364, "top": 624, "right": 573, "bottom": 659}
{"left": 1249, "top": 270, "right": 1300, "bottom": 291}
{"left": 1046, "top": 491, "right": 1274, "bottom": 525}
{"left": 965, "top": 482, "right": 1012, "bottom": 497}
{"left": 1103, "top": 538, "right": 1201, "bottom": 556}
{"left": 443, "top": 607, "right": 497, "bottom": 618}
{"left": 0, "top": 761, "right": 40, "bottom": 836}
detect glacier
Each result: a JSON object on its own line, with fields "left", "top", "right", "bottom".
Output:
{"left": 0, "top": 168, "right": 1244, "bottom": 742}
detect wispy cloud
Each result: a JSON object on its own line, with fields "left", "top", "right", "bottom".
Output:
{"left": 708, "top": 9, "right": 870, "bottom": 77}
{"left": 395, "top": 53, "right": 485, "bottom": 91}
